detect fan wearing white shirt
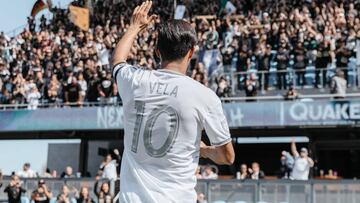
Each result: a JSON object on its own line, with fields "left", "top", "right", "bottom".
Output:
{"left": 290, "top": 140, "right": 314, "bottom": 180}
{"left": 17, "top": 163, "right": 37, "bottom": 178}
{"left": 111, "top": 1, "right": 235, "bottom": 202}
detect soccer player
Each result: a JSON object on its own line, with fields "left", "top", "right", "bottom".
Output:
{"left": 112, "top": 1, "right": 235, "bottom": 202}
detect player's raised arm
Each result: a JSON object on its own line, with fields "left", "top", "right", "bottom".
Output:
{"left": 111, "top": 0, "right": 157, "bottom": 66}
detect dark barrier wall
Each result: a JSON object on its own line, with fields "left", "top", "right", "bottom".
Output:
{"left": 1, "top": 100, "right": 360, "bottom": 132}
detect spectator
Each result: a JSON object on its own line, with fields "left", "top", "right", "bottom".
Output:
{"left": 290, "top": 140, "right": 314, "bottom": 180}
{"left": 61, "top": 166, "right": 75, "bottom": 178}
{"left": 31, "top": 179, "right": 53, "bottom": 203}
{"left": 196, "top": 192, "right": 207, "bottom": 203}
{"left": 94, "top": 182, "right": 113, "bottom": 203}
{"left": 97, "top": 71, "right": 116, "bottom": 104}
{"left": 215, "top": 77, "right": 231, "bottom": 98}
{"left": 201, "top": 165, "right": 218, "bottom": 179}
{"left": 41, "top": 168, "right": 53, "bottom": 178}
{"left": 279, "top": 151, "right": 294, "bottom": 179}
{"left": 258, "top": 44, "right": 271, "bottom": 90}
{"left": 3, "top": 175, "right": 26, "bottom": 203}
{"left": 56, "top": 185, "right": 74, "bottom": 203}
{"left": 239, "top": 164, "right": 250, "bottom": 180}
{"left": 47, "top": 74, "right": 61, "bottom": 104}
{"left": 330, "top": 69, "right": 347, "bottom": 99}
{"left": 315, "top": 41, "right": 332, "bottom": 87}
{"left": 77, "top": 73, "right": 87, "bottom": 103}
{"left": 276, "top": 45, "right": 289, "bottom": 90}
{"left": 335, "top": 40, "right": 350, "bottom": 82}
{"left": 75, "top": 186, "right": 95, "bottom": 203}
{"left": 99, "top": 152, "right": 117, "bottom": 180}
{"left": 245, "top": 73, "right": 258, "bottom": 101}
{"left": 292, "top": 42, "right": 307, "bottom": 86}
{"left": 248, "top": 162, "right": 265, "bottom": 180}
{"left": 26, "top": 86, "right": 41, "bottom": 110}
{"left": 191, "top": 63, "right": 208, "bottom": 87}
{"left": 284, "top": 86, "right": 299, "bottom": 100}
{"left": 17, "top": 163, "right": 37, "bottom": 178}
{"left": 64, "top": 77, "right": 81, "bottom": 106}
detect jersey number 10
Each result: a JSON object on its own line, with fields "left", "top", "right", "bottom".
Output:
{"left": 131, "top": 101, "right": 180, "bottom": 158}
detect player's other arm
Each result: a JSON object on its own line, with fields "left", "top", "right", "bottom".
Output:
{"left": 111, "top": 1, "right": 156, "bottom": 67}
{"left": 200, "top": 141, "right": 234, "bottom": 165}
{"left": 200, "top": 99, "right": 235, "bottom": 165}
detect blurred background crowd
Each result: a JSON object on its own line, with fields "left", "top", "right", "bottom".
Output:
{"left": 0, "top": 0, "right": 359, "bottom": 107}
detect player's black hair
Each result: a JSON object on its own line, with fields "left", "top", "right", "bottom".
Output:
{"left": 156, "top": 20, "right": 197, "bottom": 62}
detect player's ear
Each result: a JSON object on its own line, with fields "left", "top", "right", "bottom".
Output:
{"left": 188, "top": 46, "right": 195, "bottom": 61}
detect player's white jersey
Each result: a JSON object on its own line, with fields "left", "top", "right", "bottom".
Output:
{"left": 113, "top": 63, "right": 231, "bottom": 203}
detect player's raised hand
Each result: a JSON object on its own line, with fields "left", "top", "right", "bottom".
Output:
{"left": 130, "top": 1, "right": 157, "bottom": 30}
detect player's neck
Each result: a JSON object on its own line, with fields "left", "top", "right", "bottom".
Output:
{"left": 160, "top": 60, "right": 187, "bottom": 75}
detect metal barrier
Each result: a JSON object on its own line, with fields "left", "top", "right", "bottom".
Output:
{"left": 220, "top": 92, "right": 360, "bottom": 102}
{"left": 2, "top": 178, "right": 360, "bottom": 203}
{"left": 231, "top": 66, "right": 359, "bottom": 92}
{"left": 0, "top": 101, "right": 122, "bottom": 111}
{"left": 198, "top": 179, "right": 360, "bottom": 203}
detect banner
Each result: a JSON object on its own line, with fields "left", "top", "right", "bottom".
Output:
{"left": 174, "top": 5, "right": 186, "bottom": 19}
{"left": 225, "top": 1, "right": 236, "bottom": 15}
{"left": 199, "top": 49, "right": 219, "bottom": 77}
{"left": 69, "top": 5, "right": 90, "bottom": 31}
{"left": 31, "top": 0, "right": 48, "bottom": 17}
{"left": 1, "top": 100, "right": 360, "bottom": 132}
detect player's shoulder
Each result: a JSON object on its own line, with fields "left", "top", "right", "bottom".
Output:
{"left": 185, "top": 78, "right": 221, "bottom": 105}
{"left": 112, "top": 62, "right": 151, "bottom": 79}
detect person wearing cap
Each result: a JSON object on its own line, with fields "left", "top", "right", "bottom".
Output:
{"left": 17, "top": 163, "right": 37, "bottom": 178}
{"left": 31, "top": 179, "right": 53, "bottom": 203}
{"left": 290, "top": 140, "right": 314, "bottom": 180}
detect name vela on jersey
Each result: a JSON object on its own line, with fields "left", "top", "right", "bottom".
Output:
{"left": 149, "top": 81, "right": 179, "bottom": 97}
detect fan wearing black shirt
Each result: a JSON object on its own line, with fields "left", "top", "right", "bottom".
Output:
{"left": 293, "top": 42, "right": 307, "bottom": 86}
{"left": 98, "top": 71, "right": 116, "bottom": 103}
{"left": 4, "top": 175, "right": 26, "bottom": 203}
{"left": 64, "top": 77, "right": 81, "bottom": 106}
{"left": 31, "top": 179, "right": 53, "bottom": 203}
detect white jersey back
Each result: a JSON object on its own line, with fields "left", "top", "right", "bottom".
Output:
{"left": 113, "top": 63, "right": 231, "bottom": 203}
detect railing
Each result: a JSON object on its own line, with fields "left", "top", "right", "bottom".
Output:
{"left": 2, "top": 178, "right": 360, "bottom": 203}
{"left": 220, "top": 93, "right": 360, "bottom": 102}
{"left": 196, "top": 179, "right": 360, "bottom": 203}
{"left": 229, "top": 66, "right": 359, "bottom": 93}
{"left": 0, "top": 101, "right": 122, "bottom": 111}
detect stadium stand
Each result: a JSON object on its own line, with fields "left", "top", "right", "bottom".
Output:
{"left": 0, "top": 0, "right": 359, "bottom": 108}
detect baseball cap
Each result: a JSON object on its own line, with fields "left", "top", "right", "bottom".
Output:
{"left": 38, "top": 179, "right": 45, "bottom": 185}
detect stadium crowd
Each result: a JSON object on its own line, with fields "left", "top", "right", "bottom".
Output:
{"left": 0, "top": 0, "right": 359, "bottom": 107}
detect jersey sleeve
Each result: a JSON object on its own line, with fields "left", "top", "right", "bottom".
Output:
{"left": 112, "top": 63, "right": 144, "bottom": 102}
{"left": 203, "top": 98, "right": 232, "bottom": 146}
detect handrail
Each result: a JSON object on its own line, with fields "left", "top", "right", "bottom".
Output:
{"left": 220, "top": 92, "right": 360, "bottom": 102}
{"left": 0, "top": 101, "right": 122, "bottom": 110}
{"left": 231, "top": 66, "right": 355, "bottom": 76}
